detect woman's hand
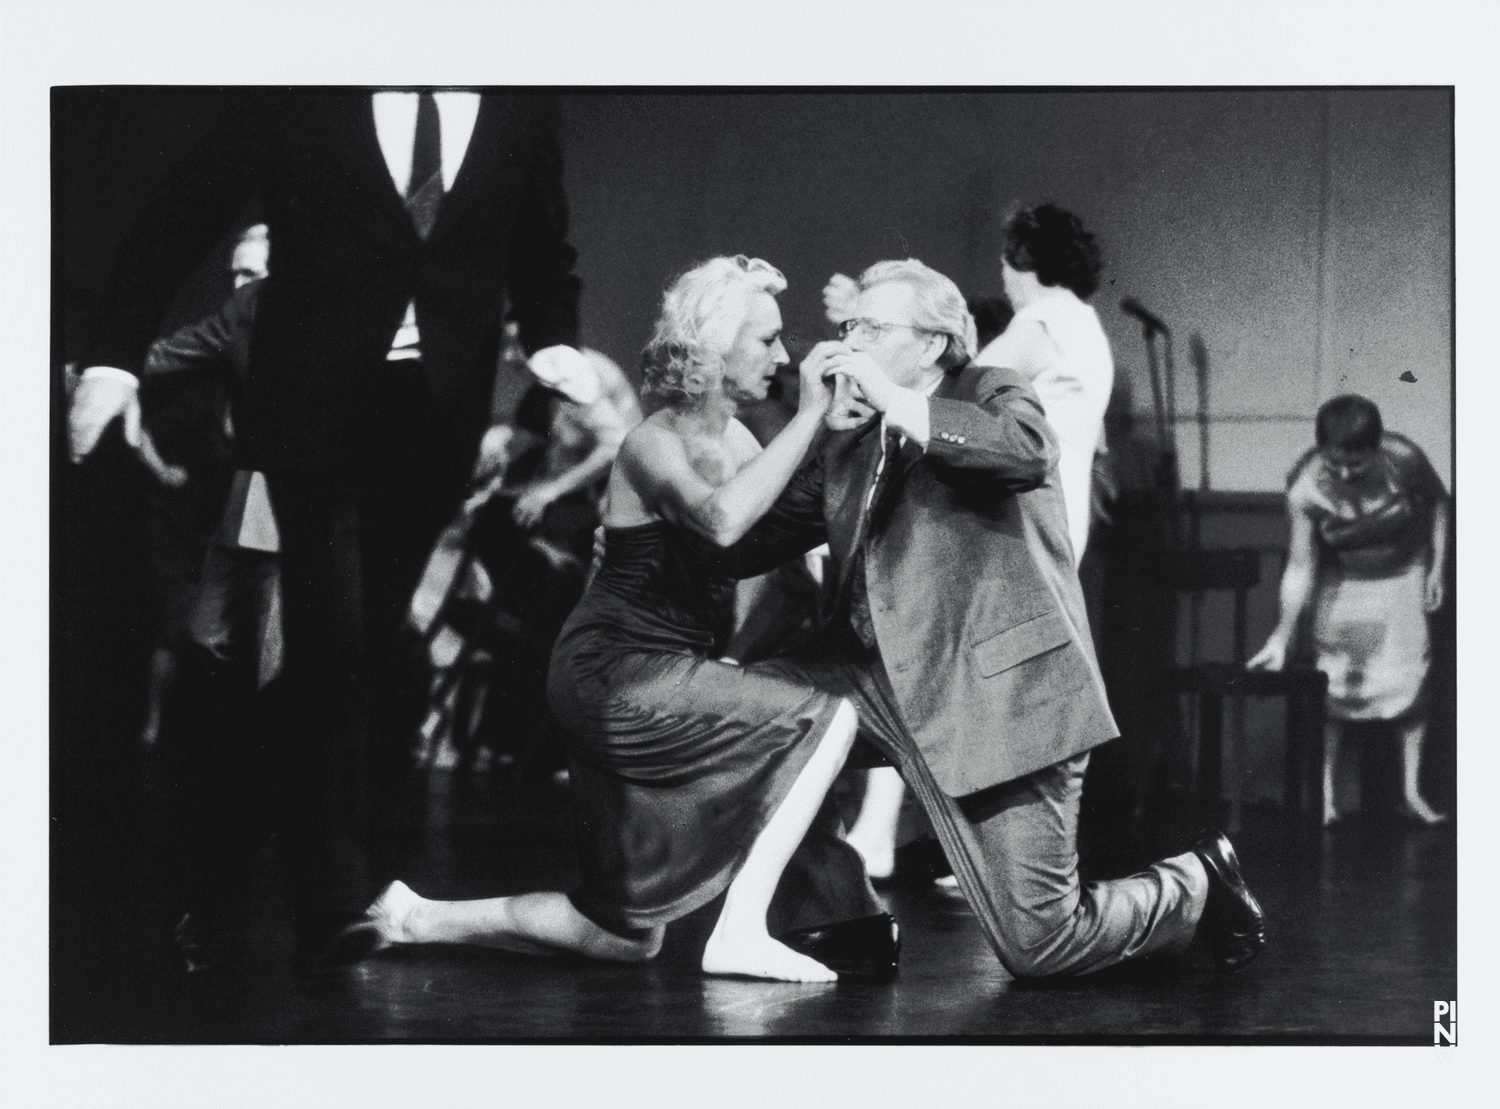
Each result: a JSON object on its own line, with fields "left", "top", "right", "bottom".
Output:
{"left": 512, "top": 482, "right": 559, "bottom": 529}
{"left": 133, "top": 427, "right": 189, "bottom": 489}
{"left": 806, "top": 344, "right": 878, "bottom": 431}
{"left": 473, "top": 424, "right": 514, "bottom": 484}
{"left": 1423, "top": 571, "right": 1445, "bottom": 613}
{"left": 795, "top": 341, "right": 841, "bottom": 421}
{"left": 1246, "top": 634, "right": 1288, "bottom": 672}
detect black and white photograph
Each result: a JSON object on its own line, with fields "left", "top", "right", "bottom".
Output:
{"left": 7, "top": 0, "right": 1496, "bottom": 1100}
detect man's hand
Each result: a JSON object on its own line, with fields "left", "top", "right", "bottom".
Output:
{"left": 69, "top": 370, "right": 141, "bottom": 461}
{"left": 528, "top": 345, "right": 599, "bottom": 406}
{"left": 807, "top": 342, "right": 876, "bottom": 431}
{"left": 823, "top": 349, "right": 900, "bottom": 414}
{"left": 512, "top": 482, "right": 559, "bottom": 529}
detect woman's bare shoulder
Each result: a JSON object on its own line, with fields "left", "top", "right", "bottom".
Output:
{"left": 724, "top": 417, "right": 765, "bottom": 464}
{"left": 617, "top": 412, "right": 685, "bottom": 468}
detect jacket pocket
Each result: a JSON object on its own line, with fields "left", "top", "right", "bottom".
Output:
{"left": 972, "top": 609, "right": 1071, "bottom": 678}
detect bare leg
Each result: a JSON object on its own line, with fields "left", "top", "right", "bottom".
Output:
{"left": 1397, "top": 716, "right": 1447, "bottom": 824}
{"left": 356, "top": 880, "right": 664, "bottom": 963}
{"left": 701, "top": 699, "right": 859, "bottom": 983}
{"left": 1322, "top": 720, "right": 1341, "bottom": 827}
{"left": 844, "top": 766, "right": 904, "bottom": 880}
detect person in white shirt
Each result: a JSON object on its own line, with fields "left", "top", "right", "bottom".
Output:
{"left": 978, "top": 203, "right": 1113, "bottom": 566}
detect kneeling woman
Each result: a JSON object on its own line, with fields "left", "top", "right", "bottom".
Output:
{"left": 360, "top": 256, "right": 867, "bottom": 981}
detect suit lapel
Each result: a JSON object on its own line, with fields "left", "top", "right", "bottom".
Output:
{"left": 328, "top": 92, "right": 508, "bottom": 244}
{"left": 428, "top": 93, "right": 513, "bottom": 243}
{"left": 825, "top": 420, "right": 883, "bottom": 556}
{"left": 328, "top": 94, "right": 420, "bottom": 234}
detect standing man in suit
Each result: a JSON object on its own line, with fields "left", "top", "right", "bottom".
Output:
{"left": 68, "top": 89, "right": 587, "bottom": 971}
{"left": 741, "top": 259, "right": 1265, "bottom": 978}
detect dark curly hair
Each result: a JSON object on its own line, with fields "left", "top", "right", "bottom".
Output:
{"left": 1001, "top": 203, "right": 1104, "bottom": 300}
{"left": 1315, "top": 394, "right": 1383, "bottom": 453}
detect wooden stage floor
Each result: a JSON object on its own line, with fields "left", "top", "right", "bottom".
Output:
{"left": 52, "top": 762, "right": 1456, "bottom": 1044}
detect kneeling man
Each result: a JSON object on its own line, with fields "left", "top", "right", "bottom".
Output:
{"left": 747, "top": 259, "right": 1263, "bottom": 978}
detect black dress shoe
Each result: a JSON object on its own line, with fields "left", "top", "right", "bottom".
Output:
{"left": 294, "top": 911, "right": 387, "bottom": 977}
{"left": 1190, "top": 829, "right": 1266, "bottom": 973}
{"left": 776, "top": 913, "right": 900, "bottom": 980}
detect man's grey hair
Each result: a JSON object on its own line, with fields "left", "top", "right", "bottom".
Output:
{"left": 858, "top": 258, "right": 977, "bottom": 368}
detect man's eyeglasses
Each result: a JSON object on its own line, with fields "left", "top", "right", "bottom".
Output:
{"left": 838, "top": 317, "right": 932, "bottom": 343}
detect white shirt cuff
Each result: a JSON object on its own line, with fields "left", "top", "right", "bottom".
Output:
{"left": 884, "top": 388, "right": 930, "bottom": 450}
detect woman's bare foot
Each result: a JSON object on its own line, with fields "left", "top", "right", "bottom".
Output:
{"left": 701, "top": 921, "right": 837, "bottom": 983}
{"left": 1401, "top": 796, "right": 1448, "bottom": 826}
{"left": 1322, "top": 805, "right": 1340, "bottom": 828}
{"left": 357, "top": 879, "right": 426, "bottom": 949}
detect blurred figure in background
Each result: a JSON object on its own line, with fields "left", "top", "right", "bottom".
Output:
{"left": 1249, "top": 394, "right": 1450, "bottom": 827}
{"left": 165, "top": 225, "right": 282, "bottom": 691}
{"left": 135, "top": 223, "right": 271, "bottom": 748}
{"left": 977, "top": 203, "right": 1113, "bottom": 564}
{"left": 108, "top": 223, "right": 276, "bottom": 972}
{"left": 413, "top": 330, "right": 642, "bottom": 777}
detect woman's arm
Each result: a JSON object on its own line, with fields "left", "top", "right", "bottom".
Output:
{"left": 1425, "top": 497, "right": 1450, "bottom": 612}
{"left": 1248, "top": 506, "right": 1319, "bottom": 671}
{"left": 619, "top": 347, "right": 836, "bottom": 548}
{"left": 511, "top": 395, "right": 640, "bottom": 528}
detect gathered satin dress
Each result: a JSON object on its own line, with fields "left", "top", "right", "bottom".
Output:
{"left": 547, "top": 520, "right": 843, "bottom": 937}
{"left": 1287, "top": 432, "right": 1447, "bottom": 722}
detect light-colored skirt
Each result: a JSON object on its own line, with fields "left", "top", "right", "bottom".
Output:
{"left": 1312, "top": 560, "right": 1429, "bottom": 722}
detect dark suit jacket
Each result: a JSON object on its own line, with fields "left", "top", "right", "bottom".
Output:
{"left": 138, "top": 278, "right": 258, "bottom": 475}
{"left": 82, "top": 90, "right": 580, "bottom": 479}
{"left": 735, "top": 361, "right": 1119, "bottom": 797}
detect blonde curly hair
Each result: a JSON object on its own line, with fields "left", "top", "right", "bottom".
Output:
{"left": 641, "top": 255, "right": 787, "bottom": 411}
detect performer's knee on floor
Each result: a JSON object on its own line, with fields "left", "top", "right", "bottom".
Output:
{"left": 994, "top": 903, "right": 1093, "bottom": 978}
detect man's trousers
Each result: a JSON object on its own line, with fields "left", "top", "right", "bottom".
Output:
{"left": 765, "top": 625, "right": 1209, "bottom": 978}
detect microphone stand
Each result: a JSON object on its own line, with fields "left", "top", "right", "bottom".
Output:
{"left": 1137, "top": 320, "right": 1180, "bottom": 546}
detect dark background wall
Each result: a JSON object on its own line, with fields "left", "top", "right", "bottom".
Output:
{"left": 58, "top": 89, "right": 1453, "bottom": 489}
{"left": 558, "top": 90, "right": 1451, "bottom": 491}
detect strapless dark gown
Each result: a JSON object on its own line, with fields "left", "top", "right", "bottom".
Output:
{"left": 548, "top": 521, "right": 841, "bottom": 936}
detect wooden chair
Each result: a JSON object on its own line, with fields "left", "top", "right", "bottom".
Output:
{"left": 1156, "top": 549, "right": 1328, "bottom": 827}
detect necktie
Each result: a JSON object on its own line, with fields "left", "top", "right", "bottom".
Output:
{"left": 406, "top": 92, "right": 444, "bottom": 240}
{"left": 846, "top": 425, "right": 902, "bottom": 649}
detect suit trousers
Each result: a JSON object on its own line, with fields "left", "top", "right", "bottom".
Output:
{"left": 258, "top": 362, "right": 471, "bottom": 941}
{"left": 764, "top": 624, "right": 1209, "bottom": 978}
